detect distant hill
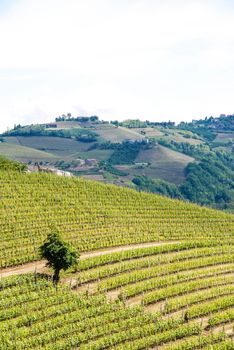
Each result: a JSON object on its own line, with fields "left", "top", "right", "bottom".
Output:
{"left": 1, "top": 113, "right": 234, "bottom": 211}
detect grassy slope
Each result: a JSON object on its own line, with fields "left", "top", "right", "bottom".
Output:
{"left": 163, "top": 128, "right": 204, "bottom": 145}
{"left": 3, "top": 136, "right": 93, "bottom": 156}
{"left": 0, "top": 142, "right": 57, "bottom": 162}
{"left": 94, "top": 124, "right": 144, "bottom": 143}
{"left": 215, "top": 132, "right": 234, "bottom": 142}
{"left": 132, "top": 127, "right": 164, "bottom": 138}
{"left": 3, "top": 136, "right": 113, "bottom": 162}
{"left": 133, "top": 145, "right": 194, "bottom": 184}
{"left": 55, "top": 122, "right": 147, "bottom": 142}
{"left": 132, "top": 127, "right": 203, "bottom": 145}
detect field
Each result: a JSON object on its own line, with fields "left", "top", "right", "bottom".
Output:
{"left": 114, "top": 145, "right": 194, "bottom": 185}
{"left": 0, "top": 142, "right": 57, "bottom": 162}
{"left": 2, "top": 136, "right": 113, "bottom": 163}
{"left": 132, "top": 127, "right": 164, "bottom": 138}
{"left": 0, "top": 170, "right": 233, "bottom": 349}
{"left": 215, "top": 132, "right": 234, "bottom": 143}
{"left": 1, "top": 171, "right": 232, "bottom": 268}
{"left": 131, "top": 128, "right": 203, "bottom": 146}
{"left": 3, "top": 136, "right": 95, "bottom": 156}
{"left": 93, "top": 124, "right": 144, "bottom": 143}
{"left": 132, "top": 145, "right": 194, "bottom": 184}
{"left": 56, "top": 121, "right": 82, "bottom": 128}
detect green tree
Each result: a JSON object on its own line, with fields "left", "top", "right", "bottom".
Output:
{"left": 39, "top": 231, "right": 79, "bottom": 285}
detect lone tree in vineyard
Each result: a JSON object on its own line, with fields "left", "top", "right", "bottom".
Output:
{"left": 40, "top": 230, "right": 79, "bottom": 285}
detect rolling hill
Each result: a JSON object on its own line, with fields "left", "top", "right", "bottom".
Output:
{"left": 0, "top": 119, "right": 194, "bottom": 184}
{"left": 1, "top": 114, "right": 234, "bottom": 210}
{"left": 0, "top": 141, "right": 58, "bottom": 162}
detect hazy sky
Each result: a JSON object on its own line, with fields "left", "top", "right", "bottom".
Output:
{"left": 0, "top": 0, "right": 234, "bottom": 132}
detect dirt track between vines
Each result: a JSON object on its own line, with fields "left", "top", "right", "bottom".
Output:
{"left": 0, "top": 241, "right": 179, "bottom": 279}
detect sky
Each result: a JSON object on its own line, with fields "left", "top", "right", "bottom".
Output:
{"left": 0, "top": 0, "right": 234, "bottom": 132}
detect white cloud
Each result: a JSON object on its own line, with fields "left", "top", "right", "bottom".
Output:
{"left": 0, "top": 0, "right": 234, "bottom": 132}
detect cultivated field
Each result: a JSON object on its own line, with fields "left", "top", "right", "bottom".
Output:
{"left": 93, "top": 125, "right": 144, "bottom": 143}
{"left": 132, "top": 127, "right": 204, "bottom": 145}
{"left": 1, "top": 171, "right": 232, "bottom": 268}
{"left": 134, "top": 145, "right": 194, "bottom": 184}
{"left": 3, "top": 136, "right": 113, "bottom": 163}
{"left": 3, "top": 136, "right": 94, "bottom": 156}
{"left": 0, "top": 142, "right": 57, "bottom": 162}
{"left": 132, "top": 127, "right": 164, "bottom": 138}
{"left": 215, "top": 132, "right": 234, "bottom": 143}
{"left": 0, "top": 171, "right": 233, "bottom": 349}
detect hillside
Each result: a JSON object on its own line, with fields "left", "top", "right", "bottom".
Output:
{"left": 0, "top": 170, "right": 234, "bottom": 349}
{"left": 1, "top": 114, "right": 234, "bottom": 210}
{"left": 0, "top": 141, "right": 58, "bottom": 162}
{"left": 1, "top": 170, "right": 233, "bottom": 268}
{"left": 0, "top": 118, "right": 194, "bottom": 185}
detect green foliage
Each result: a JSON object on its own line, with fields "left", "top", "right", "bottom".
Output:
{"left": 99, "top": 140, "right": 144, "bottom": 164}
{"left": 132, "top": 176, "right": 182, "bottom": 199}
{"left": 113, "top": 119, "right": 148, "bottom": 128}
{"left": 133, "top": 151, "right": 234, "bottom": 209}
{"left": 178, "top": 115, "right": 234, "bottom": 143}
{"left": 158, "top": 139, "right": 209, "bottom": 159}
{"left": 1, "top": 124, "right": 98, "bottom": 140}
{"left": 0, "top": 156, "right": 27, "bottom": 172}
{"left": 105, "top": 141, "right": 148, "bottom": 165}
{"left": 39, "top": 230, "right": 79, "bottom": 283}
{"left": 2, "top": 124, "right": 46, "bottom": 137}
{"left": 99, "top": 162, "right": 128, "bottom": 176}
{"left": 180, "top": 152, "right": 234, "bottom": 208}
{"left": 178, "top": 125, "right": 216, "bottom": 141}
{"left": 76, "top": 134, "right": 97, "bottom": 142}
{"left": 180, "top": 114, "right": 234, "bottom": 132}
{"left": 55, "top": 115, "right": 99, "bottom": 123}
{"left": 110, "top": 119, "right": 175, "bottom": 128}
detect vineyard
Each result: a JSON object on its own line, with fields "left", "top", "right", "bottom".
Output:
{"left": 0, "top": 171, "right": 233, "bottom": 268}
{"left": 0, "top": 170, "right": 234, "bottom": 348}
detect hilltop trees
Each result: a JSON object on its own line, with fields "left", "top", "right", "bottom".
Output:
{"left": 40, "top": 230, "right": 79, "bottom": 284}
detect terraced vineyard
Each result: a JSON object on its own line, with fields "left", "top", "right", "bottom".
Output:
{"left": 0, "top": 171, "right": 233, "bottom": 268}
{"left": 0, "top": 170, "right": 234, "bottom": 349}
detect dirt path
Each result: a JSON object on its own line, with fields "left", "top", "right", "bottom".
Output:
{"left": 0, "top": 241, "right": 179, "bottom": 279}
{"left": 0, "top": 260, "right": 47, "bottom": 278}
{"left": 80, "top": 241, "right": 179, "bottom": 259}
